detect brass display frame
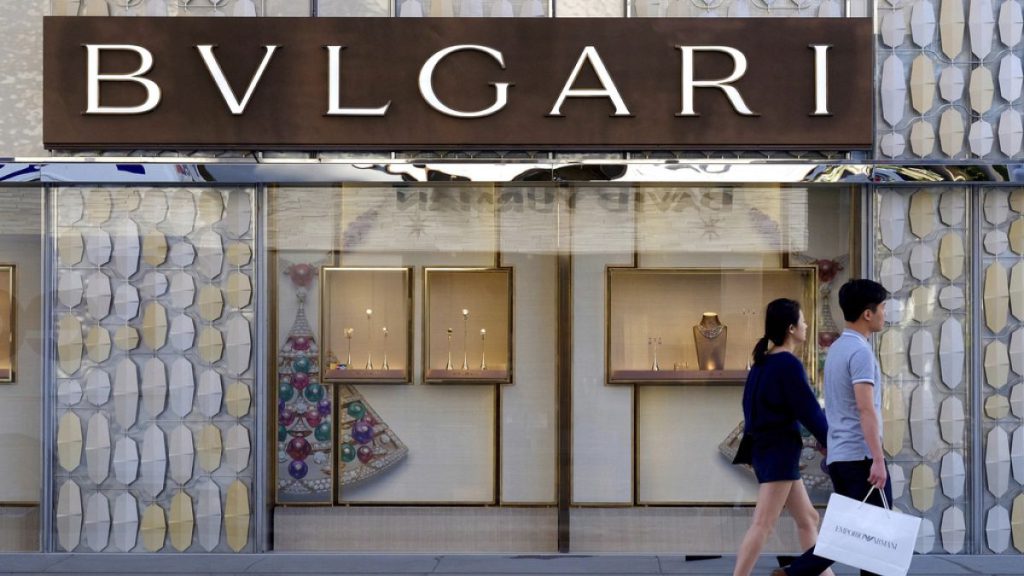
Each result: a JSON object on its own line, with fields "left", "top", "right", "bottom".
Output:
{"left": 423, "top": 267, "right": 514, "bottom": 385}
{"left": 0, "top": 265, "right": 14, "bottom": 383}
{"left": 605, "top": 266, "right": 818, "bottom": 386}
{"left": 319, "top": 267, "right": 414, "bottom": 385}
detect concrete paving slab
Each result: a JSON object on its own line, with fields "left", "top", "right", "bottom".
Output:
{"left": 0, "top": 555, "right": 63, "bottom": 573}
{"left": 40, "top": 554, "right": 256, "bottom": 573}
{"left": 434, "top": 555, "right": 663, "bottom": 573}
{"left": 246, "top": 553, "right": 440, "bottom": 573}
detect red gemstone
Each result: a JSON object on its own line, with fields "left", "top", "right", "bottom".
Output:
{"left": 357, "top": 445, "right": 374, "bottom": 463}
{"left": 293, "top": 336, "right": 310, "bottom": 351}
{"left": 286, "top": 437, "right": 312, "bottom": 461}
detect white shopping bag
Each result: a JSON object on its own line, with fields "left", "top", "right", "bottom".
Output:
{"left": 815, "top": 487, "right": 922, "bottom": 576}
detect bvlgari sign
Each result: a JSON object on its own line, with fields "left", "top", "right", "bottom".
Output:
{"left": 43, "top": 17, "right": 872, "bottom": 150}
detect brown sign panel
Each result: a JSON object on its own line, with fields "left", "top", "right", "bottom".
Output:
{"left": 43, "top": 17, "right": 873, "bottom": 150}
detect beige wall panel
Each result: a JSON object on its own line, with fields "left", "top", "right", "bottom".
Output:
{"left": 558, "top": 0, "right": 624, "bottom": 16}
{"left": 0, "top": 0, "right": 45, "bottom": 157}
{"left": 268, "top": 188, "right": 341, "bottom": 252}
{"left": 318, "top": 0, "right": 390, "bottom": 16}
{"left": 0, "top": 190, "right": 42, "bottom": 503}
{"left": 637, "top": 386, "right": 757, "bottom": 503}
{"left": 275, "top": 506, "right": 556, "bottom": 552}
{"left": 498, "top": 190, "right": 558, "bottom": 503}
{"left": 571, "top": 189, "right": 634, "bottom": 504}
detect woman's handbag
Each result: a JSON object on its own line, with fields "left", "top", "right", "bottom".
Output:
{"left": 731, "top": 423, "right": 754, "bottom": 465}
{"left": 814, "top": 487, "right": 922, "bottom": 576}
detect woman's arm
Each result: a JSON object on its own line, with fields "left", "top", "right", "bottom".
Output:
{"left": 785, "top": 357, "right": 828, "bottom": 446}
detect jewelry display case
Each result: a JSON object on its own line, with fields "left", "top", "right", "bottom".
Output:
{"left": 0, "top": 265, "right": 13, "bottom": 382}
{"left": 424, "top": 268, "right": 512, "bottom": 384}
{"left": 606, "top": 267, "right": 817, "bottom": 385}
{"left": 320, "top": 267, "right": 412, "bottom": 384}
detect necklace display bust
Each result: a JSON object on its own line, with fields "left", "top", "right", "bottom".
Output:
{"left": 693, "top": 312, "right": 727, "bottom": 370}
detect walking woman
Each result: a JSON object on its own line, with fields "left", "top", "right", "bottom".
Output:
{"left": 732, "top": 299, "right": 831, "bottom": 576}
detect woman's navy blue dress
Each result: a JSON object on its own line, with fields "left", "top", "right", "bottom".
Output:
{"left": 741, "top": 352, "right": 828, "bottom": 483}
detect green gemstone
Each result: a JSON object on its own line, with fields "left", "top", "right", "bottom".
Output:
{"left": 315, "top": 422, "right": 332, "bottom": 442}
{"left": 277, "top": 425, "right": 287, "bottom": 442}
{"left": 304, "top": 383, "right": 325, "bottom": 403}
{"left": 347, "top": 401, "right": 366, "bottom": 419}
{"left": 278, "top": 382, "right": 295, "bottom": 402}
{"left": 340, "top": 443, "right": 356, "bottom": 462}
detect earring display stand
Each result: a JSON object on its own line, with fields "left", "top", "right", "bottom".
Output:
{"left": 320, "top": 268, "right": 412, "bottom": 384}
{"left": 424, "top": 268, "right": 513, "bottom": 384}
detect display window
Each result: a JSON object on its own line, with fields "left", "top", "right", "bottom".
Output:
{"left": 0, "top": 188, "right": 43, "bottom": 551}
{"left": 265, "top": 183, "right": 859, "bottom": 552}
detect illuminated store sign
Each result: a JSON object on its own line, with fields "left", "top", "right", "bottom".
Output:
{"left": 43, "top": 17, "right": 872, "bottom": 150}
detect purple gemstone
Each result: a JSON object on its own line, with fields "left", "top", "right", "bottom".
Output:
{"left": 317, "top": 399, "right": 332, "bottom": 416}
{"left": 352, "top": 420, "right": 374, "bottom": 444}
{"left": 288, "top": 459, "right": 308, "bottom": 479}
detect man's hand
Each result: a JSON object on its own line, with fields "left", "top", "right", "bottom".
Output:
{"left": 868, "top": 458, "right": 887, "bottom": 490}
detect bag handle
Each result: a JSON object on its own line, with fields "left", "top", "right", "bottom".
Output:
{"left": 858, "top": 485, "right": 891, "bottom": 513}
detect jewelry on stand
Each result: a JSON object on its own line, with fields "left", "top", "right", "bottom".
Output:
{"left": 365, "top": 309, "right": 374, "bottom": 369}
{"left": 479, "top": 328, "right": 487, "bottom": 370}
{"left": 461, "top": 309, "right": 470, "bottom": 370}
{"left": 652, "top": 337, "right": 661, "bottom": 371}
{"left": 344, "top": 328, "right": 354, "bottom": 366}
{"left": 445, "top": 328, "right": 454, "bottom": 370}
{"left": 382, "top": 326, "right": 390, "bottom": 370}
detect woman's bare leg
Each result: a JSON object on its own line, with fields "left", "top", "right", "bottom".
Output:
{"left": 784, "top": 480, "right": 834, "bottom": 576}
{"left": 732, "top": 481, "right": 795, "bottom": 576}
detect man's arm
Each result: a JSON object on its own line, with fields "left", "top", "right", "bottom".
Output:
{"left": 854, "top": 382, "right": 887, "bottom": 489}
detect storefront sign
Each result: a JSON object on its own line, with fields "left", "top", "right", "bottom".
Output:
{"left": 43, "top": 17, "right": 872, "bottom": 150}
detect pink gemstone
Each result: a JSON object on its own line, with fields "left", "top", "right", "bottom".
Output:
{"left": 292, "top": 372, "right": 310, "bottom": 391}
{"left": 293, "top": 336, "right": 310, "bottom": 351}
{"left": 357, "top": 445, "right": 373, "bottom": 464}
{"left": 304, "top": 406, "right": 322, "bottom": 428}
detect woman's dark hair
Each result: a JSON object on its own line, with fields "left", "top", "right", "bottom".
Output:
{"left": 752, "top": 298, "right": 802, "bottom": 366}
{"left": 838, "top": 279, "right": 889, "bottom": 322}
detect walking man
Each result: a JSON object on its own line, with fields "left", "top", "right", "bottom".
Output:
{"left": 772, "top": 279, "right": 894, "bottom": 576}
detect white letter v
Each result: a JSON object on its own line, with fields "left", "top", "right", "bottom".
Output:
{"left": 197, "top": 44, "right": 279, "bottom": 115}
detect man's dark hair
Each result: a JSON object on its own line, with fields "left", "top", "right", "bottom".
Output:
{"left": 838, "top": 279, "right": 889, "bottom": 322}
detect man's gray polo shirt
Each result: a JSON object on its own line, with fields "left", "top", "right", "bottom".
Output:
{"left": 824, "top": 328, "right": 883, "bottom": 464}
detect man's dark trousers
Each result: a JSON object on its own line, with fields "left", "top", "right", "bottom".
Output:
{"left": 782, "top": 458, "right": 895, "bottom": 576}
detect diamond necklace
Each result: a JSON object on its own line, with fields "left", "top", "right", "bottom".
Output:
{"left": 696, "top": 322, "right": 725, "bottom": 339}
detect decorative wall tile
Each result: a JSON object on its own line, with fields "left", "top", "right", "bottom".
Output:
{"left": 112, "top": 493, "right": 137, "bottom": 552}
{"left": 113, "top": 437, "right": 138, "bottom": 486}
{"left": 941, "top": 451, "right": 966, "bottom": 499}
{"left": 85, "top": 413, "right": 111, "bottom": 484}
{"left": 987, "top": 426, "right": 1011, "bottom": 497}
{"left": 941, "top": 396, "right": 967, "bottom": 445}
{"left": 941, "top": 506, "right": 967, "bottom": 553}
{"left": 58, "top": 411, "right": 83, "bottom": 472}
{"left": 988, "top": 506, "right": 1012, "bottom": 552}
{"left": 85, "top": 493, "right": 110, "bottom": 552}
{"left": 141, "top": 425, "right": 167, "bottom": 498}
{"left": 57, "top": 480, "right": 82, "bottom": 552}
{"left": 939, "top": 317, "right": 965, "bottom": 387}
{"left": 912, "top": 464, "right": 939, "bottom": 512}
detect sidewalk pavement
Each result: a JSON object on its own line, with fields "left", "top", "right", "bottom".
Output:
{"left": 0, "top": 553, "right": 1022, "bottom": 576}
